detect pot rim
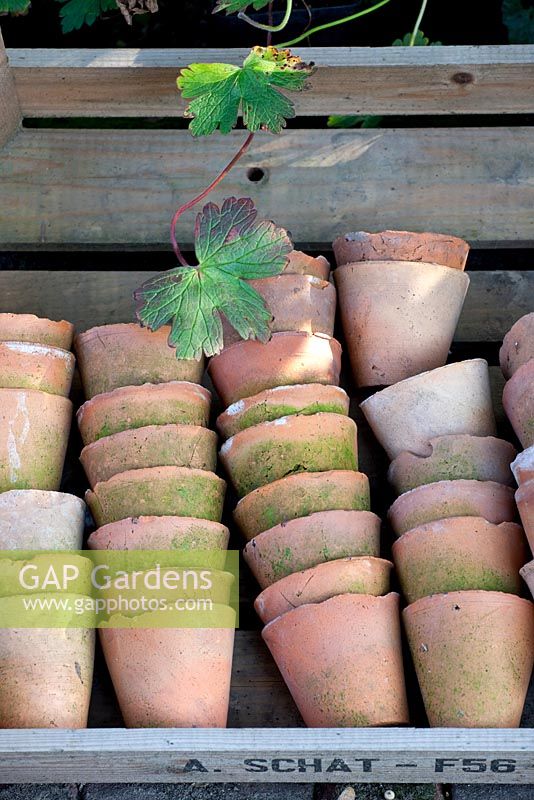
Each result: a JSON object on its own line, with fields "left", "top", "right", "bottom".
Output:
{"left": 220, "top": 411, "right": 356, "bottom": 453}
{"left": 520, "top": 560, "right": 534, "bottom": 578}
{"left": 403, "top": 589, "right": 533, "bottom": 618}
{"left": 503, "top": 358, "right": 534, "bottom": 406}
{"left": 77, "top": 380, "right": 210, "bottom": 423}
{"left": 81, "top": 422, "right": 216, "bottom": 456}
{"left": 390, "top": 433, "right": 516, "bottom": 462}
{"left": 207, "top": 331, "right": 342, "bottom": 364}
{"left": 391, "top": 515, "right": 523, "bottom": 548}
{"left": 334, "top": 259, "right": 470, "bottom": 280}
{"left": 88, "top": 465, "right": 226, "bottom": 494}
{"left": 0, "top": 312, "right": 73, "bottom": 328}
{"left": 234, "top": 469, "right": 367, "bottom": 509}
{"left": 0, "top": 488, "right": 85, "bottom": 511}
{"left": 243, "top": 508, "right": 381, "bottom": 549}
{"left": 511, "top": 446, "right": 534, "bottom": 482}
{"left": 389, "top": 478, "right": 514, "bottom": 506}
{"left": 249, "top": 273, "right": 332, "bottom": 290}
{"left": 103, "top": 601, "right": 236, "bottom": 628}
{"left": 516, "top": 478, "right": 534, "bottom": 502}
{"left": 0, "top": 341, "right": 75, "bottom": 363}
{"left": 0, "top": 386, "right": 72, "bottom": 408}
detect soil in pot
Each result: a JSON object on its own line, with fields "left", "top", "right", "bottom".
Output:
{"left": 516, "top": 479, "right": 534, "bottom": 553}
{"left": 0, "top": 313, "right": 74, "bottom": 350}
{"left": 511, "top": 446, "right": 534, "bottom": 486}
{"left": 502, "top": 359, "right": 534, "bottom": 448}
{"left": 0, "top": 342, "right": 75, "bottom": 397}
{"left": 0, "top": 490, "right": 85, "bottom": 550}
{"left": 284, "top": 250, "right": 330, "bottom": 280}
{"left": 88, "top": 515, "right": 230, "bottom": 553}
{"left": 500, "top": 313, "right": 534, "bottom": 379}
{"left": 332, "top": 230, "right": 469, "bottom": 270}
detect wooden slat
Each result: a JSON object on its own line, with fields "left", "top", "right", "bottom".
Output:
{"left": 0, "top": 32, "right": 21, "bottom": 147}
{"left": 1, "top": 127, "right": 534, "bottom": 248}
{"left": 8, "top": 45, "right": 534, "bottom": 117}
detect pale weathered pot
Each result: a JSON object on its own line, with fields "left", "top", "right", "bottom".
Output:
{"left": 520, "top": 560, "right": 534, "bottom": 600}
{"left": 75, "top": 324, "right": 204, "bottom": 399}
{"left": 220, "top": 413, "right": 357, "bottom": 497}
{"left": 0, "top": 388, "right": 72, "bottom": 492}
{"left": 512, "top": 446, "right": 534, "bottom": 486}
{"left": 392, "top": 517, "right": 528, "bottom": 603}
{"left": 516, "top": 479, "right": 534, "bottom": 553}
{"left": 403, "top": 591, "right": 534, "bottom": 727}
{"left": 500, "top": 313, "right": 534, "bottom": 379}
{"left": 255, "top": 557, "right": 392, "bottom": 624}
{"left": 332, "top": 230, "right": 469, "bottom": 270}
{"left": 88, "top": 515, "right": 230, "bottom": 553}
{"left": 335, "top": 260, "right": 469, "bottom": 387}
{"left": 234, "top": 470, "right": 371, "bottom": 541}
{"left": 284, "top": 250, "right": 330, "bottom": 280}
{"left": 217, "top": 384, "right": 349, "bottom": 440}
{"left": 0, "top": 342, "right": 75, "bottom": 397}
{"left": 388, "top": 434, "right": 516, "bottom": 494}
{"left": 262, "top": 593, "right": 409, "bottom": 727}
{"left": 208, "top": 333, "right": 342, "bottom": 407}
{"left": 86, "top": 466, "right": 226, "bottom": 527}
{"left": 243, "top": 509, "right": 381, "bottom": 588}
{"left": 80, "top": 424, "right": 217, "bottom": 487}
{"left": 502, "top": 359, "right": 534, "bottom": 448}
{"left": 0, "top": 313, "right": 74, "bottom": 350}
{"left": 0, "top": 490, "right": 85, "bottom": 549}
{"left": 389, "top": 480, "right": 517, "bottom": 536}
{"left": 77, "top": 381, "right": 211, "bottom": 446}
{"left": 360, "top": 360, "right": 496, "bottom": 460}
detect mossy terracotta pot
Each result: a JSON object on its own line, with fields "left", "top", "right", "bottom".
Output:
{"left": 217, "top": 384, "right": 349, "bottom": 440}
{"left": 0, "top": 341, "right": 75, "bottom": 397}
{"left": 404, "top": 591, "right": 534, "bottom": 727}
{"left": 262, "top": 593, "right": 409, "bottom": 727}
{"left": 332, "top": 230, "right": 469, "bottom": 270}
{"left": 284, "top": 250, "right": 330, "bottom": 280}
{"left": 0, "top": 313, "right": 74, "bottom": 350}
{"left": 512, "top": 446, "right": 534, "bottom": 486}
{"left": 208, "top": 332, "right": 342, "bottom": 407}
{"left": 220, "top": 413, "right": 358, "bottom": 497}
{"left": 86, "top": 466, "right": 226, "bottom": 527}
{"left": 75, "top": 323, "right": 204, "bottom": 399}
{"left": 0, "top": 388, "right": 72, "bottom": 491}
{"left": 255, "top": 556, "right": 392, "bottom": 624}
{"left": 360, "top": 360, "right": 496, "bottom": 460}
{"left": 243, "top": 509, "right": 381, "bottom": 588}
{"left": 520, "top": 560, "right": 534, "bottom": 600}
{"left": 388, "top": 480, "right": 517, "bottom": 536}
{"left": 392, "top": 517, "right": 527, "bottom": 603}
{"left": 516, "top": 479, "right": 534, "bottom": 553}
{"left": 502, "top": 359, "right": 534, "bottom": 448}
{"left": 80, "top": 423, "right": 217, "bottom": 488}
{"left": 234, "top": 470, "right": 370, "bottom": 540}
{"left": 500, "top": 313, "right": 534, "bottom": 379}
{"left": 99, "top": 568, "right": 234, "bottom": 609}
{"left": 0, "top": 490, "right": 85, "bottom": 549}
{"left": 335, "top": 260, "right": 469, "bottom": 387}
{"left": 88, "top": 515, "right": 230, "bottom": 553}
{"left": 388, "top": 434, "right": 516, "bottom": 494}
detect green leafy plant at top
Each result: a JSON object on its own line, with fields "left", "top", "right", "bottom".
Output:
{"left": 55, "top": 0, "right": 117, "bottom": 32}
{"left": 502, "top": 0, "right": 534, "bottom": 43}
{"left": 0, "top": 0, "right": 30, "bottom": 15}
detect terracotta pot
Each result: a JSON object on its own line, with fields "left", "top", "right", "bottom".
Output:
{"left": 255, "top": 557, "right": 392, "bottom": 624}
{"left": 222, "top": 274, "right": 336, "bottom": 347}
{"left": 392, "top": 517, "right": 527, "bottom": 603}
{"left": 99, "top": 607, "right": 235, "bottom": 727}
{"left": 86, "top": 466, "right": 226, "bottom": 527}
{"left": 389, "top": 480, "right": 516, "bottom": 536}
{"left": 243, "top": 509, "right": 381, "bottom": 589}
{"left": 77, "top": 381, "right": 210, "bottom": 446}
{"left": 88, "top": 515, "right": 230, "bottom": 553}
{"left": 217, "top": 383, "right": 349, "bottom": 440}
{"left": 208, "top": 333, "right": 342, "bottom": 407}
{"left": 0, "top": 490, "right": 85, "bottom": 549}
{"left": 99, "top": 568, "right": 234, "bottom": 609}
{"left": 502, "top": 359, "right": 534, "bottom": 448}
{"left": 234, "top": 470, "right": 371, "bottom": 541}
{"left": 332, "top": 230, "right": 469, "bottom": 270}
{"left": 80, "top": 424, "right": 217, "bottom": 488}
{"left": 388, "top": 434, "right": 517, "bottom": 494}
{"left": 511, "top": 446, "right": 534, "bottom": 486}
{"left": 0, "top": 313, "right": 74, "bottom": 350}
{"left": 0, "top": 388, "right": 72, "bottom": 492}
{"left": 404, "top": 591, "right": 534, "bottom": 727}
{"left": 516, "top": 479, "right": 534, "bottom": 553}
{"left": 75, "top": 323, "right": 204, "bottom": 399}
{"left": 360, "top": 360, "right": 496, "bottom": 460}
{"left": 284, "top": 250, "right": 330, "bottom": 280}
{"left": 520, "top": 560, "right": 534, "bottom": 599}
{"left": 220, "top": 413, "right": 358, "bottom": 497}
{"left": 262, "top": 593, "right": 409, "bottom": 727}
{"left": 500, "top": 313, "right": 534, "bottom": 378}
{"left": 335, "top": 260, "right": 469, "bottom": 387}
{"left": 0, "top": 342, "right": 75, "bottom": 397}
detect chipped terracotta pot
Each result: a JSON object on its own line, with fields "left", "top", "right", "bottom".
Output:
{"left": 0, "top": 313, "right": 74, "bottom": 350}
{"left": 88, "top": 515, "right": 230, "bottom": 553}
{"left": 512, "top": 446, "right": 534, "bottom": 486}
{"left": 77, "top": 381, "right": 210, "bottom": 446}
{"left": 0, "top": 388, "right": 72, "bottom": 492}
{"left": 0, "top": 342, "right": 75, "bottom": 397}
{"left": 388, "top": 434, "right": 516, "bottom": 494}
{"left": 217, "top": 384, "right": 349, "bottom": 440}
{"left": 392, "top": 517, "right": 527, "bottom": 603}
{"left": 335, "top": 260, "right": 469, "bottom": 387}
{"left": 220, "top": 413, "right": 358, "bottom": 497}
{"left": 208, "top": 333, "right": 342, "bottom": 407}
{"left": 388, "top": 480, "right": 516, "bottom": 536}
{"left": 360, "top": 360, "right": 496, "bottom": 460}
{"left": 243, "top": 509, "right": 381, "bottom": 589}
{"left": 255, "top": 557, "right": 392, "bottom": 624}
{"left": 0, "top": 490, "right": 85, "bottom": 550}
{"left": 86, "top": 466, "right": 226, "bottom": 527}
{"left": 332, "top": 230, "right": 469, "bottom": 270}
{"left": 500, "top": 313, "right": 534, "bottom": 379}
{"left": 263, "top": 593, "right": 409, "bottom": 727}
{"left": 404, "top": 591, "right": 534, "bottom": 727}
{"left": 234, "top": 470, "right": 370, "bottom": 541}
{"left": 284, "top": 250, "right": 331, "bottom": 280}
{"left": 502, "top": 359, "right": 534, "bottom": 448}
{"left": 80, "top": 424, "right": 217, "bottom": 488}
{"left": 516, "top": 479, "right": 534, "bottom": 553}
{"left": 520, "top": 560, "right": 534, "bottom": 600}
{"left": 75, "top": 323, "right": 204, "bottom": 399}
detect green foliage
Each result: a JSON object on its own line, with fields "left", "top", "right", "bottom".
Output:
{"left": 135, "top": 198, "right": 292, "bottom": 360}
{"left": 213, "top": 0, "right": 271, "bottom": 14}
{"left": 503, "top": 0, "right": 534, "bottom": 43}
{"left": 0, "top": 0, "right": 31, "bottom": 15}
{"left": 392, "top": 30, "right": 441, "bottom": 46}
{"left": 54, "top": 0, "right": 117, "bottom": 33}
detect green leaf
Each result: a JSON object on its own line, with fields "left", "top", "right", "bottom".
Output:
{"left": 134, "top": 197, "right": 292, "bottom": 360}
{"left": 54, "top": 0, "right": 117, "bottom": 33}
{"left": 177, "top": 46, "right": 316, "bottom": 136}
{"left": 503, "top": 0, "right": 534, "bottom": 43}
{"left": 0, "top": 0, "right": 31, "bottom": 15}
{"left": 213, "top": 0, "right": 271, "bottom": 14}
{"left": 392, "top": 30, "right": 442, "bottom": 46}
{"left": 327, "top": 114, "right": 383, "bottom": 129}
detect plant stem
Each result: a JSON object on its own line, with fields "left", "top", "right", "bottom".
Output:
{"left": 277, "top": 0, "right": 391, "bottom": 47}
{"left": 409, "top": 0, "right": 429, "bottom": 45}
{"left": 170, "top": 132, "right": 255, "bottom": 265}
{"left": 238, "top": 0, "right": 293, "bottom": 32}
{"left": 266, "top": 0, "right": 274, "bottom": 44}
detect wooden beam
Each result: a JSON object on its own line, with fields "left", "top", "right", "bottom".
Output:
{"left": 0, "top": 31, "right": 21, "bottom": 147}
{"left": 8, "top": 45, "right": 534, "bottom": 118}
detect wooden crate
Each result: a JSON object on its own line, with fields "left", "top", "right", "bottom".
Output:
{"left": 0, "top": 32, "right": 534, "bottom": 785}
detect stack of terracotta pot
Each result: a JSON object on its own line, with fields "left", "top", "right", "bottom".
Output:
{"left": 0, "top": 313, "right": 95, "bottom": 729}
{"left": 210, "top": 251, "right": 410, "bottom": 728}
{"left": 75, "top": 322, "right": 235, "bottom": 728}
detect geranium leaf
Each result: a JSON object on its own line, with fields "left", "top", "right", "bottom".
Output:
{"left": 0, "top": 0, "right": 31, "bottom": 15}
{"left": 54, "top": 0, "right": 117, "bottom": 32}
{"left": 213, "top": 0, "right": 271, "bottom": 14}
{"left": 392, "top": 30, "right": 442, "bottom": 46}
